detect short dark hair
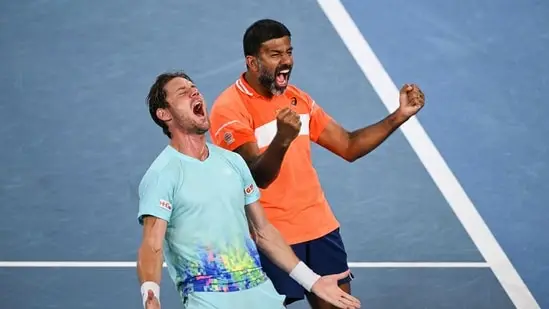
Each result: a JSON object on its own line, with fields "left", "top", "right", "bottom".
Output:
{"left": 146, "top": 71, "right": 193, "bottom": 138}
{"left": 243, "top": 19, "right": 291, "bottom": 56}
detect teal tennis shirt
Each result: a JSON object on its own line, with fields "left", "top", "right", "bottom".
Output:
{"left": 137, "top": 143, "right": 268, "bottom": 297}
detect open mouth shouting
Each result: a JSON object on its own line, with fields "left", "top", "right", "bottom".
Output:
{"left": 191, "top": 99, "right": 206, "bottom": 118}
{"left": 275, "top": 68, "right": 291, "bottom": 88}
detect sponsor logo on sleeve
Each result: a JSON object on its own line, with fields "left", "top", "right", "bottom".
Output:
{"left": 290, "top": 97, "right": 297, "bottom": 106}
{"left": 224, "top": 132, "right": 235, "bottom": 145}
{"left": 159, "top": 199, "right": 172, "bottom": 211}
{"left": 244, "top": 183, "right": 254, "bottom": 195}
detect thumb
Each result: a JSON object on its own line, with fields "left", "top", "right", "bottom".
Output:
{"left": 334, "top": 269, "right": 351, "bottom": 280}
{"left": 147, "top": 290, "right": 155, "bottom": 302}
{"left": 400, "top": 84, "right": 412, "bottom": 94}
{"left": 277, "top": 107, "right": 290, "bottom": 116}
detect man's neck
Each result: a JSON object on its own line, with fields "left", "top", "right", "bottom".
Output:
{"left": 170, "top": 132, "right": 209, "bottom": 161}
{"left": 243, "top": 71, "right": 273, "bottom": 99}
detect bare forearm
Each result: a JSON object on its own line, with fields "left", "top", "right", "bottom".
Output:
{"left": 346, "top": 111, "right": 408, "bottom": 161}
{"left": 248, "top": 136, "right": 291, "bottom": 188}
{"left": 137, "top": 243, "right": 163, "bottom": 284}
{"left": 254, "top": 223, "right": 299, "bottom": 273}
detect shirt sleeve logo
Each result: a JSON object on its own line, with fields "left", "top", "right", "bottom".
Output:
{"left": 290, "top": 97, "right": 297, "bottom": 106}
{"left": 159, "top": 199, "right": 172, "bottom": 211}
{"left": 244, "top": 183, "right": 255, "bottom": 195}
{"left": 223, "top": 132, "right": 235, "bottom": 145}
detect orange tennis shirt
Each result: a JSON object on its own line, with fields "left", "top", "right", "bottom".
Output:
{"left": 209, "top": 74, "right": 340, "bottom": 245}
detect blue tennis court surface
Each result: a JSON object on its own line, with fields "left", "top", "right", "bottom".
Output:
{"left": 1, "top": 0, "right": 547, "bottom": 308}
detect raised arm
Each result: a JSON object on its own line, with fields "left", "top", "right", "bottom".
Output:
{"left": 316, "top": 110, "right": 408, "bottom": 162}
{"left": 235, "top": 108, "right": 302, "bottom": 188}
{"left": 314, "top": 84, "right": 425, "bottom": 162}
{"left": 210, "top": 103, "right": 301, "bottom": 189}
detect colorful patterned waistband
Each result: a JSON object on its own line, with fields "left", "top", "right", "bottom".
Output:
{"left": 179, "top": 269, "right": 267, "bottom": 297}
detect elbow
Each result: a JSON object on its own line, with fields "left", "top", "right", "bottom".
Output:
{"left": 138, "top": 237, "right": 163, "bottom": 261}
{"left": 342, "top": 137, "right": 368, "bottom": 163}
{"left": 344, "top": 153, "right": 357, "bottom": 163}
{"left": 344, "top": 150, "right": 373, "bottom": 163}
{"left": 137, "top": 238, "right": 163, "bottom": 273}
{"left": 254, "top": 224, "right": 277, "bottom": 249}
{"left": 137, "top": 240, "right": 163, "bottom": 282}
{"left": 342, "top": 148, "right": 358, "bottom": 163}
{"left": 341, "top": 134, "right": 358, "bottom": 163}
{"left": 146, "top": 235, "right": 163, "bottom": 252}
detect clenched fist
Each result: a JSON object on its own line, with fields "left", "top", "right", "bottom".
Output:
{"left": 398, "top": 83, "right": 425, "bottom": 118}
{"left": 274, "top": 107, "right": 302, "bottom": 147}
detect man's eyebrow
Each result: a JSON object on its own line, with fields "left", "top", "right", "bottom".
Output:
{"left": 269, "top": 46, "right": 293, "bottom": 53}
{"left": 176, "top": 86, "right": 188, "bottom": 93}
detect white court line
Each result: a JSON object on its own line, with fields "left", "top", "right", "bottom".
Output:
{"left": 349, "top": 262, "right": 488, "bottom": 268}
{"left": 315, "top": 1, "right": 540, "bottom": 308}
{"left": 0, "top": 261, "right": 488, "bottom": 268}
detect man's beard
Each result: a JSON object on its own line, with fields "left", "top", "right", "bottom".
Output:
{"left": 258, "top": 60, "right": 292, "bottom": 96}
{"left": 178, "top": 115, "right": 210, "bottom": 135}
{"left": 188, "top": 119, "right": 210, "bottom": 135}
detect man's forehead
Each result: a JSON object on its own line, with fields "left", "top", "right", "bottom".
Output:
{"left": 260, "top": 36, "right": 292, "bottom": 51}
{"left": 165, "top": 77, "right": 193, "bottom": 92}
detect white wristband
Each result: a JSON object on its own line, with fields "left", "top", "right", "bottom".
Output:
{"left": 289, "top": 261, "right": 321, "bottom": 292}
{"left": 140, "top": 281, "right": 160, "bottom": 308}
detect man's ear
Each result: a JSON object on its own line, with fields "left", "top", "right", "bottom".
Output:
{"left": 156, "top": 108, "right": 171, "bottom": 122}
{"left": 246, "top": 55, "right": 258, "bottom": 72}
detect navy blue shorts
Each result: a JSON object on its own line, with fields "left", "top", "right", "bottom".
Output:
{"left": 258, "top": 228, "right": 353, "bottom": 305}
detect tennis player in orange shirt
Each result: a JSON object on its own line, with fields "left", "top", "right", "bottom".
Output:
{"left": 209, "top": 19, "right": 425, "bottom": 309}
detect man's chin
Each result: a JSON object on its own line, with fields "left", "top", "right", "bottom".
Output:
{"left": 196, "top": 121, "right": 211, "bottom": 135}
{"left": 271, "top": 85, "right": 287, "bottom": 96}
{"left": 196, "top": 127, "right": 209, "bottom": 135}
{"left": 183, "top": 121, "right": 210, "bottom": 136}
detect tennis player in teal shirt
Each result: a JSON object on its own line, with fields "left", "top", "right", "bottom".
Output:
{"left": 136, "top": 71, "right": 360, "bottom": 309}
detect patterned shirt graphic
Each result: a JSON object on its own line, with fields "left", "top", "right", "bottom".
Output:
{"left": 137, "top": 143, "right": 267, "bottom": 297}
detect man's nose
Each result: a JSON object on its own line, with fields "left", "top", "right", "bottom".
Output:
{"left": 280, "top": 53, "right": 292, "bottom": 66}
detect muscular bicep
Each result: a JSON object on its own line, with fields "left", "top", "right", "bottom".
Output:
{"left": 245, "top": 201, "right": 270, "bottom": 237}
{"left": 307, "top": 98, "right": 352, "bottom": 160}
{"left": 141, "top": 216, "right": 168, "bottom": 251}
{"left": 137, "top": 215, "right": 167, "bottom": 284}
{"left": 316, "top": 119, "right": 352, "bottom": 160}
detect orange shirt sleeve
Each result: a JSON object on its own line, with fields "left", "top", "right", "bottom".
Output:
{"left": 209, "top": 101, "right": 256, "bottom": 151}
{"left": 308, "top": 98, "right": 334, "bottom": 142}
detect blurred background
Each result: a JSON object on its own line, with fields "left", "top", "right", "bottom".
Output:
{"left": 1, "top": 0, "right": 547, "bottom": 308}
